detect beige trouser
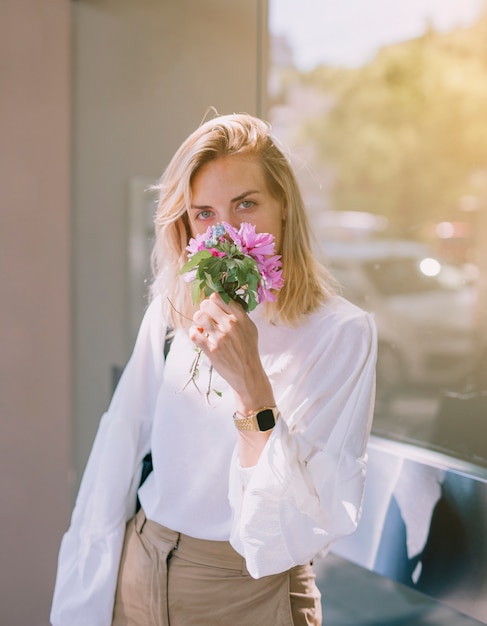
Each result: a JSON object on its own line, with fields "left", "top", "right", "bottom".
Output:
{"left": 112, "top": 509, "right": 322, "bottom": 626}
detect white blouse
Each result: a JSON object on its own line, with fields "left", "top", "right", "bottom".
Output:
{"left": 51, "top": 294, "right": 377, "bottom": 626}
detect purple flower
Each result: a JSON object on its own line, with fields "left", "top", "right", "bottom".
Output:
{"left": 186, "top": 229, "right": 210, "bottom": 254}
{"left": 223, "top": 222, "right": 276, "bottom": 259}
{"left": 183, "top": 222, "right": 284, "bottom": 307}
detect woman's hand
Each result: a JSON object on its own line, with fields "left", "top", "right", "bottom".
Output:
{"left": 189, "top": 293, "right": 275, "bottom": 465}
{"left": 189, "top": 293, "right": 274, "bottom": 409}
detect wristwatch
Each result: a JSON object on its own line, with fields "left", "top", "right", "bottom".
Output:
{"left": 233, "top": 406, "right": 279, "bottom": 432}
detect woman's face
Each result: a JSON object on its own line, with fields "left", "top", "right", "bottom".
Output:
{"left": 188, "top": 154, "right": 285, "bottom": 252}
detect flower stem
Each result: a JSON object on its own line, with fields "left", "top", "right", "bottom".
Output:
{"left": 180, "top": 347, "right": 203, "bottom": 393}
{"left": 167, "top": 297, "right": 220, "bottom": 404}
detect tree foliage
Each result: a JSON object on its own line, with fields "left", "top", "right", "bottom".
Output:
{"left": 298, "top": 14, "right": 487, "bottom": 236}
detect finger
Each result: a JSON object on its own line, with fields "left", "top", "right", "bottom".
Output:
{"left": 193, "top": 309, "right": 217, "bottom": 335}
{"left": 208, "top": 291, "right": 232, "bottom": 312}
{"left": 198, "top": 294, "right": 227, "bottom": 320}
{"left": 200, "top": 294, "right": 243, "bottom": 327}
{"left": 189, "top": 323, "right": 210, "bottom": 347}
{"left": 208, "top": 292, "right": 246, "bottom": 317}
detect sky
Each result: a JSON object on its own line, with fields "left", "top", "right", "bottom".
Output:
{"left": 269, "top": 0, "right": 485, "bottom": 69}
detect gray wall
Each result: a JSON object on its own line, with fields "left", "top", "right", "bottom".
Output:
{"left": 0, "top": 1, "right": 72, "bottom": 625}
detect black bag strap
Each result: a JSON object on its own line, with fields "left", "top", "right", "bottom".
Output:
{"left": 135, "top": 328, "right": 172, "bottom": 513}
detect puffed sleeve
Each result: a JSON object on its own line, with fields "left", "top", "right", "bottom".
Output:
{"left": 51, "top": 296, "right": 167, "bottom": 626}
{"left": 228, "top": 305, "right": 377, "bottom": 578}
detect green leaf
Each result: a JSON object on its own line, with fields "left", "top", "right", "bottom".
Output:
{"left": 247, "top": 291, "right": 257, "bottom": 311}
{"left": 180, "top": 250, "right": 212, "bottom": 274}
{"left": 247, "top": 274, "right": 259, "bottom": 291}
{"left": 204, "top": 271, "right": 223, "bottom": 294}
{"left": 191, "top": 280, "right": 202, "bottom": 304}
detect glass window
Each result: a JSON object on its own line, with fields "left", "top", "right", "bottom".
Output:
{"left": 268, "top": 0, "right": 487, "bottom": 466}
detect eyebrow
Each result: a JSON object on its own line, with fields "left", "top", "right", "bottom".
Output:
{"left": 232, "top": 189, "right": 260, "bottom": 203}
{"left": 190, "top": 189, "right": 261, "bottom": 211}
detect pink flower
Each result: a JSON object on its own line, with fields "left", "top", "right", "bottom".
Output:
{"left": 255, "top": 254, "right": 284, "bottom": 304}
{"left": 223, "top": 222, "right": 276, "bottom": 259}
{"left": 186, "top": 230, "right": 209, "bottom": 255}
{"left": 258, "top": 283, "right": 276, "bottom": 303}
{"left": 183, "top": 222, "right": 284, "bottom": 307}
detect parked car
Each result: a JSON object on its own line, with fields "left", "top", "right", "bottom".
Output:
{"left": 320, "top": 239, "right": 478, "bottom": 400}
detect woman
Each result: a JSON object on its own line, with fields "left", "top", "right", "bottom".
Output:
{"left": 51, "top": 113, "right": 377, "bottom": 626}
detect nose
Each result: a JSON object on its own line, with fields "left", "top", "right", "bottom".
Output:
{"left": 218, "top": 210, "right": 242, "bottom": 230}
{"left": 226, "top": 216, "right": 243, "bottom": 230}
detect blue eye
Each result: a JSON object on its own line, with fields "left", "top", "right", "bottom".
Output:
{"left": 240, "top": 200, "right": 255, "bottom": 209}
{"left": 197, "top": 210, "right": 213, "bottom": 220}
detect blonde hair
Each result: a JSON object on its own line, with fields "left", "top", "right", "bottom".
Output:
{"left": 150, "top": 112, "right": 334, "bottom": 328}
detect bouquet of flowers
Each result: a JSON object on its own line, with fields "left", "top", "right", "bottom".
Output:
{"left": 179, "top": 222, "right": 284, "bottom": 400}
{"left": 180, "top": 222, "right": 284, "bottom": 311}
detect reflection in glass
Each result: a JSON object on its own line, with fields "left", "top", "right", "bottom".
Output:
{"left": 268, "top": 0, "right": 487, "bottom": 465}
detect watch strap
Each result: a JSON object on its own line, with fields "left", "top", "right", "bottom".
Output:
{"left": 233, "top": 406, "right": 279, "bottom": 432}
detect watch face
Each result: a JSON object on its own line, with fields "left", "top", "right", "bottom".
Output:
{"left": 256, "top": 408, "right": 276, "bottom": 431}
